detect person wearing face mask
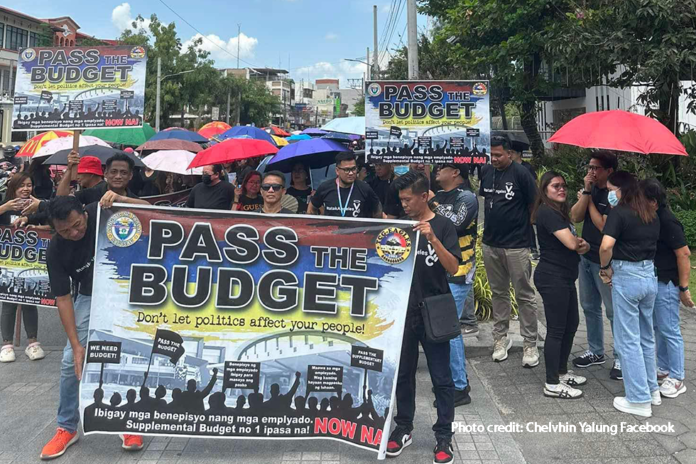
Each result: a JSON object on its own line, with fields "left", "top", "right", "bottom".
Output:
{"left": 185, "top": 164, "right": 236, "bottom": 210}
{"left": 599, "top": 171, "right": 660, "bottom": 418}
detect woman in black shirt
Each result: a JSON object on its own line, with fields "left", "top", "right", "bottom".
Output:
{"left": 286, "top": 162, "right": 313, "bottom": 214}
{"left": 641, "top": 179, "right": 692, "bottom": 399}
{"left": 0, "top": 173, "right": 49, "bottom": 364}
{"left": 232, "top": 170, "right": 263, "bottom": 212}
{"left": 599, "top": 171, "right": 660, "bottom": 417}
{"left": 532, "top": 171, "right": 590, "bottom": 399}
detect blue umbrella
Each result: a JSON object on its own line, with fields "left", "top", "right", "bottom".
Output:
{"left": 322, "top": 132, "right": 361, "bottom": 142}
{"left": 266, "top": 138, "right": 349, "bottom": 172}
{"left": 149, "top": 129, "right": 208, "bottom": 144}
{"left": 287, "top": 134, "right": 312, "bottom": 143}
{"left": 219, "top": 126, "right": 276, "bottom": 145}
{"left": 300, "top": 127, "right": 328, "bottom": 136}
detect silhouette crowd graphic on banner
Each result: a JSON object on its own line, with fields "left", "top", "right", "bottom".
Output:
{"left": 367, "top": 140, "right": 490, "bottom": 165}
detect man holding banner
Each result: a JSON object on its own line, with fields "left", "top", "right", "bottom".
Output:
{"left": 40, "top": 196, "right": 143, "bottom": 460}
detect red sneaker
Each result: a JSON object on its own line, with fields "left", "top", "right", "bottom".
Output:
{"left": 40, "top": 428, "right": 78, "bottom": 460}
{"left": 119, "top": 434, "right": 144, "bottom": 451}
{"left": 386, "top": 426, "right": 412, "bottom": 457}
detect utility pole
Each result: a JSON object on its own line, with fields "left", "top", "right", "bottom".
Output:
{"left": 407, "top": 0, "right": 419, "bottom": 79}
{"left": 373, "top": 5, "right": 379, "bottom": 78}
{"left": 226, "top": 86, "right": 230, "bottom": 124}
{"left": 236, "top": 24, "right": 242, "bottom": 126}
{"left": 366, "top": 47, "right": 371, "bottom": 81}
{"left": 156, "top": 56, "right": 161, "bottom": 131}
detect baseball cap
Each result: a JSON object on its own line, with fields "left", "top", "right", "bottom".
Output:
{"left": 77, "top": 156, "right": 104, "bottom": 176}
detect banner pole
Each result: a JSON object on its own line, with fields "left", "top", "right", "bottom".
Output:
{"left": 99, "top": 363, "right": 105, "bottom": 389}
{"left": 143, "top": 350, "right": 155, "bottom": 387}
{"left": 13, "top": 305, "right": 22, "bottom": 347}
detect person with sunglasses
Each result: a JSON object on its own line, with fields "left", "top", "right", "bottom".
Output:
{"left": 308, "top": 152, "right": 382, "bottom": 218}
{"left": 569, "top": 151, "right": 621, "bottom": 379}
{"left": 259, "top": 171, "right": 294, "bottom": 215}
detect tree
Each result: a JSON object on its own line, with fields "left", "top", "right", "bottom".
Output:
{"left": 352, "top": 96, "right": 366, "bottom": 116}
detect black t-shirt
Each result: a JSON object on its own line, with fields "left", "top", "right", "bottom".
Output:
{"left": 186, "top": 181, "right": 236, "bottom": 210}
{"left": 311, "top": 179, "right": 380, "bottom": 218}
{"left": 139, "top": 170, "right": 160, "bottom": 197}
{"left": 654, "top": 207, "right": 687, "bottom": 285}
{"left": 535, "top": 204, "right": 580, "bottom": 280}
{"left": 286, "top": 187, "right": 313, "bottom": 214}
{"left": 0, "top": 202, "right": 23, "bottom": 226}
{"left": 32, "top": 170, "right": 54, "bottom": 200}
{"left": 603, "top": 205, "right": 660, "bottom": 262}
{"left": 75, "top": 181, "right": 139, "bottom": 206}
{"left": 384, "top": 181, "right": 405, "bottom": 218}
{"left": 47, "top": 202, "right": 99, "bottom": 297}
{"left": 259, "top": 207, "right": 294, "bottom": 215}
{"left": 479, "top": 162, "right": 538, "bottom": 248}
{"left": 368, "top": 174, "right": 395, "bottom": 206}
{"left": 236, "top": 195, "right": 263, "bottom": 212}
{"left": 520, "top": 161, "right": 536, "bottom": 179}
{"left": 408, "top": 214, "right": 462, "bottom": 312}
{"left": 581, "top": 185, "right": 612, "bottom": 264}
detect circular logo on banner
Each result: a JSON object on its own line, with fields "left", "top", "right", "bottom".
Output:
{"left": 367, "top": 83, "right": 382, "bottom": 97}
{"left": 472, "top": 82, "right": 488, "bottom": 96}
{"left": 106, "top": 212, "right": 142, "bottom": 247}
{"left": 376, "top": 227, "right": 412, "bottom": 264}
{"left": 130, "top": 46, "right": 146, "bottom": 59}
{"left": 21, "top": 48, "right": 36, "bottom": 62}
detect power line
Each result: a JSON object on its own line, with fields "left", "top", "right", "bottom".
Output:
{"left": 378, "top": 0, "right": 398, "bottom": 55}
{"left": 380, "top": 0, "right": 405, "bottom": 67}
{"left": 158, "top": 0, "right": 259, "bottom": 69}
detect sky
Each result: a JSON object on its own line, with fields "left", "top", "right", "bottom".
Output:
{"left": 4, "top": 0, "right": 424, "bottom": 88}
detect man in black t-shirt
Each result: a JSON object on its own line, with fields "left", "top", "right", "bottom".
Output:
{"left": 186, "top": 164, "right": 236, "bottom": 210}
{"left": 40, "top": 196, "right": 144, "bottom": 459}
{"left": 368, "top": 162, "right": 395, "bottom": 206}
{"left": 479, "top": 136, "right": 539, "bottom": 367}
{"left": 308, "top": 152, "right": 382, "bottom": 218}
{"left": 569, "top": 151, "right": 620, "bottom": 378}
{"left": 387, "top": 171, "right": 460, "bottom": 464}
{"left": 259, "top": 171, "right": 294, "bottom": 214}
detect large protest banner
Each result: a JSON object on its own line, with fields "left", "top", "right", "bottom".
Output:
{"left": 80, "top": 205, "right": 417, "bottom": 457}
{"left": 12, "top": 45, "right": 147, "bottom": 131}
{"left": 365, "top": 80, "right": 491, "bottom": 165}
{"left": 0, "top": 226, "right": 56, "bottom": 307}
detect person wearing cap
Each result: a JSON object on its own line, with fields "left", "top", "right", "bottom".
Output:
{"left": 430, "top": 163, "right": 479, "bottom": 407}
{"left": 75, "top": 156, "right": 104, "bottom": 191}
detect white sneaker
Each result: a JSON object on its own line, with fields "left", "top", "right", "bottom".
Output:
{"left": 660, "top": 378, "right": 687, "bottom": 399}
{"left": 492, "top": 336, "right": 512, "bottom": 362}
{"left": 613, "top": 397, "right": 652, "bottom": 417}
{"left": 522, "top": 345, "right": 540, "bottom": 368}
{"left": 544, "top": 382, "right": 583, "bottom": 399}
{"left": 651, "top": 390, "right": 662, "bottom": 406}
{"left": 25, "top": 342, "right": 45, "bottom": 361}
{"left": 0, "top": 345, "right": 15, "bottom": 363}
{"left": 559, "top": 370, "right": 587, "bottom": 387}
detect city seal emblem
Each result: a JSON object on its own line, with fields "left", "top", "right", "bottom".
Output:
{"left": 106, "top": 211, "right": 142, "bottom": 247}
{"left": 376, "top": 227, "right": 412, "bottom": 264}
{"left": 367, "top": 83, "right": 382, "bottom": 97}
{"left": 21, "top": 48, "right": 36, "bottom": 62}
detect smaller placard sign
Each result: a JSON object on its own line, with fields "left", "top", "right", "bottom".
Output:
{"left": 223, "top": 361, "right": 261, "bottom": 390}
{"left": 351, "top": 345, "right": 384, "bottom": 372}
{"left": 87, "top": 341, "right": 122, "bottom": 364}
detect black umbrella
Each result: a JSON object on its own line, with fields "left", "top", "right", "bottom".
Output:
{"left": 42, "top": 145, "right": 144, "bottom": 167}
{"left": 492, "top": 130, "right": 530, "bottom": 153}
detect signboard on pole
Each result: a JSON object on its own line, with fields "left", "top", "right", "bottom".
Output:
{"left": 0, "top": 226, "right": 55, "bottom": 307}
{"left": 12, "top": 46, "right": 148, "bottom": 131}
{"left": 211, "top": 107, "right": 220, "bottom": 120}
{"left": 365, "top": 80, "right": 491, "bottom": 165}
{"left": 80, "top": 205, "right": 418, "bottom": 456}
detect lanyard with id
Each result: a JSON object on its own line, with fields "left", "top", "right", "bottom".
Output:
{"left": 336, "top": 178, "right": 354, "bottom": 217}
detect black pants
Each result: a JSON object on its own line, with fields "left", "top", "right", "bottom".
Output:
{"left": 533, "top": 271, "right": 579, "bottom": 384}
{"left": 1, "top": 303, "right": 38, "bottom": 342}
{"left": 395, "top": 310, "right": 454, "bottom": 439}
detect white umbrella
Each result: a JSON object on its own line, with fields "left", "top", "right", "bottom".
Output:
{"left": 33, "top": 135, "right": 110, "bottom": 159}
{"left": 321, "top": 116, "right": 365, "bottom": 136}
{"left": 142, "top": 150, "right": 203, "bottom": 175}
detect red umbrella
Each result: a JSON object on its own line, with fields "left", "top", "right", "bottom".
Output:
{"left": 549, "top": 110, "right": 687, "bottom": 156}
{"left": 265, "top": 126, "right": 291, "bottom": 137}
{"left": 136, "top": 139, "right": 203, "bottom": 153}
{"left": 188, "top": 138, "right": 278, "bottom": 169}
{"left": 199, "top": 121, "right": 232, "bottom": 139}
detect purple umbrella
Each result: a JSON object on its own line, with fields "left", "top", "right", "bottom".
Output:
{"left": 266, "top": 138, "right": 349, "bottom": 172}
{"left": 300, "top": 127, "right": 328, "bottom": 136}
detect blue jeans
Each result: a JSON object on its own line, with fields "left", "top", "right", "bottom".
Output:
{"left": 57, "top": 294, "right": 91, "bottom": 433}
{"left": 612, "top": 260, "right": 658, "bottom": 403}
{"left": 449, "top": 282, "right": 471, "bottom": 391}
{"left": 578, "top": 256, "right": 617, "bottom": 360}
{"left": 653, "top": 281, "right": 685, "bottom": 380}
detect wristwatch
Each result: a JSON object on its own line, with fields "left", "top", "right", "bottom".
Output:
{"left": 582, "top": 190, "right": 591, "bottom": 195}
{"left": 600, "top": 262, "right": 612, "bottom": 270}
{"left": 679, "top": 286, "right": 689, "bottom": 292}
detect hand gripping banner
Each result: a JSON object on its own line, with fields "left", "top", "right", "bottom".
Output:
{"left": 80, "top": 204, "right": 418, "bottom": 457}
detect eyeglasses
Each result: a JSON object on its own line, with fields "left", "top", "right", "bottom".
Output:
{"left": 550, "top": 183, "right": 567, "bottom": 191}
{"left": 337, "top": 166, "right": 358, "bottom": 173}
{"left": 261, "top": 183, "right": 284, "bottom": 191}
{"left": 587, "top": 165, "right": 604, "bottom": 171}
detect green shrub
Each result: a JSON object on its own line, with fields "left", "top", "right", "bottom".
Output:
{"left": 674, "top": 210, "right": 696, "bottom": 247}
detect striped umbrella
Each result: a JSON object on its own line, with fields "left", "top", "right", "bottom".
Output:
{"left": 16, "top": 130, "right": 73, "bottom": 157}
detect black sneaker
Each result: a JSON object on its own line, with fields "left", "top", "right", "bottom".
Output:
{"left": 461, "top": 324, "right": 479, "bottom": 338}
{"left": 386, "top": 426, "right": 412, "bottom": 457}
{"left": 433, "top": 438, "right": 454, "bottom": 464}
{"left": 433, "top": 388, "right": 471, "bottom": 408}
{"left": 572, "top": 351, "right": 605, "bottom": 368}
{"left": 610, "top": 360, "right": 623, "bottom": 380}
{"left": 432, "top": 382, "right": 471, "bottom": 395}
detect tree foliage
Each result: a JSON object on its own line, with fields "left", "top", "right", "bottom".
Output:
{"left": 352, "top": 96, "right": 366, "bottom": 117}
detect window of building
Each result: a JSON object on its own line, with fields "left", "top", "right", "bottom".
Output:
{"left": 6, "top": 26, "right": 28, "bottom": 51}
{"left": 0, "top": 23, "right": 4, "bottom": 48}
{"left": 28, "top": 31, "right": 39, "bottom": 47}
